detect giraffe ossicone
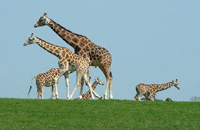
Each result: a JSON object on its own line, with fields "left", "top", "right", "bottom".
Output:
{"left": 24, "top": 33, "right": 102, "bottom": 100}
{"left": 34, "top": 13, "right": 113, "bottom": 99}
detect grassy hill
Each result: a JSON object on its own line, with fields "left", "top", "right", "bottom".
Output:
{"left": 0, "top": 98, "right": 199, "bottom": 130}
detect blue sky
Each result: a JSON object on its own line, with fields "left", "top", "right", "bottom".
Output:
{"left": 0, "top": 0, "right": 200, "bottom": 101}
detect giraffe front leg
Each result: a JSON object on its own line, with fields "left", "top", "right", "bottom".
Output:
{"left": 53, "top": 77, "right": 60, "bottom": 99}
{"left": 149, "top": 93, "right": 156, "bottom": 101}
{"left": 109, "top": 78, "right": 113, "bottom": 99}
{"left": 70, "top": 75, "right": 82, "bottom": 99}
{"left": 80, "top": 77, "right": 84, "bottom": 96}
{"left": 52, "top": 85, "right": 56, "bottom": 99}
{"left": 64, "top": 73, "right": 70, "bottom": 100}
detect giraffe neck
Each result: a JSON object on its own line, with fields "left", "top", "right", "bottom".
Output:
{"left": 80, "top": 81, "right": 98, "bottom": 99}
{"left": 35, "top": 37, "right": 62, "bottom": 58}
{"left": 156, "top": 81, "right": 173, "bottom": 92}
{"left": 91, "top": 81, "right": 98, "bottom": 90}
{"left": 48, "top": 19, "right": 87, "bottom": 49}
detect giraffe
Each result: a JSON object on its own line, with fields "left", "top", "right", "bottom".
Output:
{"left": 134, "top": 79, "right": 180, "bottom": 101}
{"left": 34, "top": 13, "right": 113, "bottom": 99}
{"left": 75, "top": 77, "right": 104, "bottom": 100}
{"left": 27, "top": 68, "right": 61, "bottom": 99}
{"left": 24, "top": 33, "right": 102, "bottom": 100}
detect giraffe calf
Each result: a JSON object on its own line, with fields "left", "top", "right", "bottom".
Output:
{"left": 28, "top": 68, "right": 62, "bottom": 99}
{"left": 75, "top": 77, "right": 104, "bottom": 100}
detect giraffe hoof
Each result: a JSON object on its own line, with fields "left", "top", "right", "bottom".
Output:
{"left": 79, "top": 95, "right": 82, "bottom": 99}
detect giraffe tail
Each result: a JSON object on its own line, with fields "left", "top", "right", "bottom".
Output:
{"left": 28, "top": 77, "right": 36, "bottom": 96}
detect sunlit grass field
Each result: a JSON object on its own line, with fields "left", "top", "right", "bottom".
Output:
{"left": 0, "top": 98, "right": 199, "bottom": 130}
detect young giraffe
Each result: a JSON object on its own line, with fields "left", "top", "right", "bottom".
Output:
{"left": 28, "top": 68, "right": 61, "bottom": 99}
{"left": 75, "top": 77, "right": 104, "bottom": 100}
{"left": 24, "top": 33, "right": 102, "bottom": 100}
{"left": 134, "top": 79, "right": 180, "bottom": 101}
{"left": 34, "top": 13, "right": 113, "bottom": 99}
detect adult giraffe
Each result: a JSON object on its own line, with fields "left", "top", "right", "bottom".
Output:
{"left": 34, "top": 13, "right": 113, "bottom": 99}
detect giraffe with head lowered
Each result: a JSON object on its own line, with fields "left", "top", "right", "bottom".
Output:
{"left": 134, "top": 79, "right": 180, "bottom": 101}
{"left": 28, "top": 68, "right": 61, "bottom": 99}
{"left": 75, "top": 77, "right": 104, "bottom": 100}
{"left": 24, "top": 33, "right": 102, "bottom": 100}
{"left": 34, "top": 13, "right": 113, "bottom": 99}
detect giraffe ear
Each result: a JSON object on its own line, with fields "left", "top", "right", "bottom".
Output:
{"left": 176, "top": 79, "right": 178, "bottom": 82}
{"left": 44, "top": 13, "right": 47, "bottom": 17}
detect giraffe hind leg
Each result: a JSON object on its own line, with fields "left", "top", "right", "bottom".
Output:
{"left": 99, "top": 64, "right": 113, "bottom": 99}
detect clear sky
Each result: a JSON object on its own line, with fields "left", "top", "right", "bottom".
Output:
{"left": 0, "top": 0, "right": 200, "bottom": 101}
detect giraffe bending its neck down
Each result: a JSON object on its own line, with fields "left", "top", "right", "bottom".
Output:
{"left": 75, "top": 77, "right": 104, "bottom": 100}
{"left": 24, "top": 33, "right": 102, "bottom": 100}
{"left": 34, "top": 13, "right": 113, "bottom": 99}
{"left": 28, "top": 68, "right": 61, "bottom": 99}
{"left": 134, "top": 79, "right": 180, "bottom": 101}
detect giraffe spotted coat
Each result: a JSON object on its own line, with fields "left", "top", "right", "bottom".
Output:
{"left": 28, "top": 68, "right": 61, "bottom": 99}
{"left": 134, "top": 79, "right": 180, "bottom": 101}
{"left": 34, "top": 13, "right": 113, "bottom": 99}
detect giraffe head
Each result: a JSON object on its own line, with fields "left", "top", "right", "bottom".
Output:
{"left": 172, "top": 79, "right": 180, "bottom": 90}
{"left": 24, "top": 33, "right": 38, "bottom": 46}
{"left": 95, "top": 77, "right": 104, "bottom": 85}
{"left": 34, "top": 13, "right": 50, "bottom": 28}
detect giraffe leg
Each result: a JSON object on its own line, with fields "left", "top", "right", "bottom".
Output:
{"left": 144, "top": 93, "right": 150, "bottom": 101}
{"left": 70, "top": 72, "right": 82, "bottom": 99}
{"left": 80, "top": 77, "right": 84, "bottom": 96}
{"left": 82, "top": 74, "right": 95, "bottom": 99}
{"left": 149, "top": 93, "right": 156, "bottom": 101}
{"left": 64, "top": 73, "right": 70, "bottom": 100}
{"left": 52, "top": 77, "right": 59, "bottom": 99}
{"left": 52, "top": 85, "right": 56, "bottom": 99}
{"left": 136, "top": 93, "right": 143, "bottom": 101}
{"left": 37, "top": 86, "right": 43, "bottom": 99}
{"left": 99, "top": 64, "right": 113, "bottom": 99}
{"left": 134, "top": 93, "right": 139, "bottom": 101}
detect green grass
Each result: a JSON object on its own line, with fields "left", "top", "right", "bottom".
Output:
{"left": 0, "top": 98, "right": 199, "bottom": 130}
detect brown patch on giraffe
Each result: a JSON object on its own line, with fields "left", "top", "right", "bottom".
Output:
{"left": 49, "top": 48, "right": 53, "bottom": 52}
{"left": 62, "top": 33, "right": 66, "bottom": 37}
{"left": 66, "top": 36, "right": 71, "bottom": 41}
{"left": 70, "top": 34, "right": 75, "bottom": 37}
{"left": 61, "top": 51, "right": 66, "bottom": 57}
{"left": 80, "top": 42, "right": 85, "bottom": 47}
{"left": 79, "top": 51, "right": 84, "bottom": 56}
{"left": 55, "top": 49, "right": 60, "bottom": 54}
{"left": 72, "top": 37, "right": 78, "bottom": 43}
{"left": 82, "top": 54, "right": 87, "bottom": 58}
{"left": 58, "top": 27, "right": 62, "bottom": 31}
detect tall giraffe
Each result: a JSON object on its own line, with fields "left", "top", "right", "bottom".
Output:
{"left": 134, "top": 79, "right": 180, "bottom": 101}
{"left": 34, "top": 13, "right": 113, "bottom": 99}
{"left": 24, "top": 33, "right": 102, "bottom": 99}
{"left": 75, "top": 77, "right": 104, "bottom": 100}
{"left": 28, "top": 68, "right": 61, "bottom": 99}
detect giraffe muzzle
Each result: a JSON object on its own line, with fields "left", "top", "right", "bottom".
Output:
{"left": 23, "top": 42, "right": 28, "bottom": 46}
{"left": 34, "top": 24, "right": 38, "bottom": 28}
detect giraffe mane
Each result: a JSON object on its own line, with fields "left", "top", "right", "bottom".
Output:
{"left": 50, "top": 19, "right": 89, "bottom": 39}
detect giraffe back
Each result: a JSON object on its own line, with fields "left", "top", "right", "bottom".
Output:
{"left": 35, "top": 68, "right": 60, "bottom": 87}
